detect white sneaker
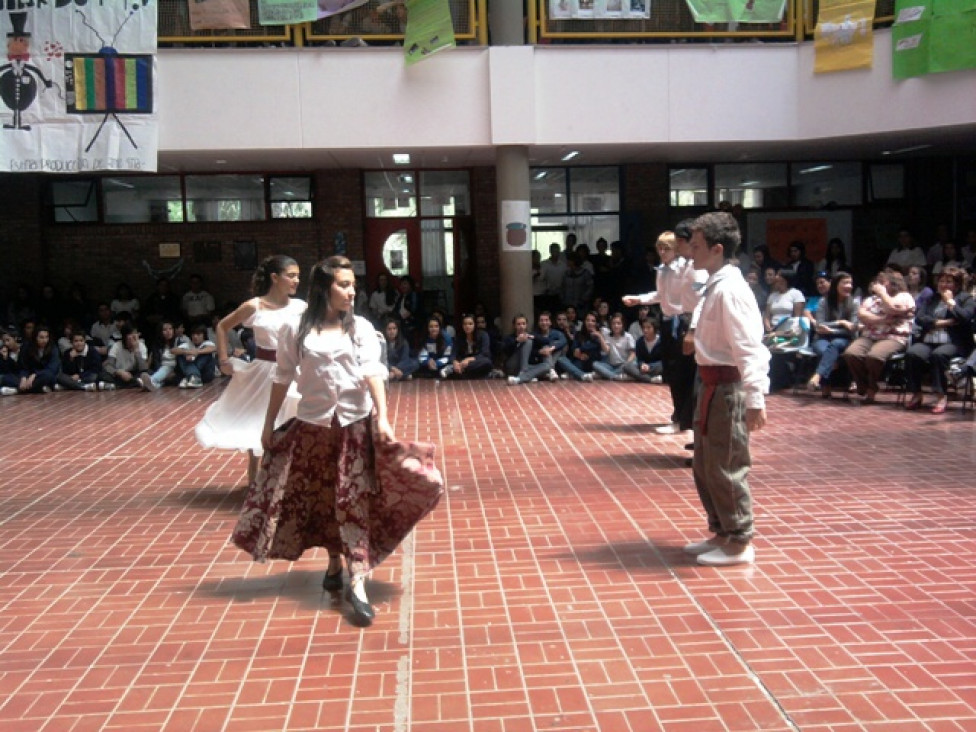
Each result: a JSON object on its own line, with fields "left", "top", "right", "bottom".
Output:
{"left": 53, "top": 384, "right": 65, "bottom": 391}
{"left": 655, "top": 422, "right": 679, "bottom": 435}
{"left": 507, "top": 376, "right": 520, "bottom": 385}
{"left": 683, "top": 537, "right": 726, "bottom": 555}
{"left": 581, "top": 373, "right": 594, "bottom": 382}
{"left": 404, "top": 375, "right": 413, "bottom": 381}
{"left": 548, "top": 369, "right": 559, "bottom": 382}
{"left": 98, "top": 381, "right": 116, "bottom": 391}
{"left": 697, "top": 544, "right": 755, "bottom": 567}
{"left": 438, "top": 367, "right": 450, "bottom": 379}
{"left": 649, "top": 375, "right": 663, "bottom": 384}
{"left": 559, "top": 373, "right": 570, "bottom": 380}
{"left": 1, "top": 386, "right": 17, "bottom": 396}
{"left": 139, "top": 373, "right": 159, "bottom": 391}
{"left": 188, "top": 376, "right": 203, "bottom": 388}
{"left": 82, "top": 383, "right": 97, "bottom": 392}
{"left": 41, "top": 386, "right": 52, "bottom": 393}
{"left": 178, "top": 378, "right": 189, "bottom": 389}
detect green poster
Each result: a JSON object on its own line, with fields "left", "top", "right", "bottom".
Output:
{"left": 729, "top": 0, "right": 786, "bottom": 23}
{"left": 404, "top": 0, "right": 456, "bottom": 66}
{"left": 684, "top": 0, "right": 732, "bottom": 23}
{"left": 929, "top": 9, "right": 976, "bottom": 72}
{"left": 258, "top": 0, "right": 318, "bottom": 25}
{"left": 932, "top": 0, "right": 976, "bottom": 16}
{"left": 892, "top": 0, "right": 932, "bottom": 78}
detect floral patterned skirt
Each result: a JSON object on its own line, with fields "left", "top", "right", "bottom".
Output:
{"left": 230, "top": 416, "right": 443, "bottom": 579}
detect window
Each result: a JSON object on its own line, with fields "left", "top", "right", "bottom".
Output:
{"left": 103, "top": 176, "right": 183, "bottom": 223}
{"left": 48, "top": 179, "right": 99, "bottom": 222}
{"left": 531, "top": 168, "right": 568, "bottom": 214}
{"left": 790, "top": 162, "right": 862, "bottom": 207}
{"left": 714, "top": 163, "right": 788, "bottom": 208}
{"left": 868, "top": 164, "right": 905, "bottom": 201}
{"left": 185, "top": 175, "right": 266, "bottom": 222}
{"left": 270, "top": 176, "right": 313, "bottom": 219}
{"left": 365, "top": 171, "right": 417, "bottom": 217}
{"left": 669, "top": 167, "right": 708, "bottom": 207}
{"left": 420, "top": 171, "right": 469, "bottom": 216}
{"left": 530, "top": 166, "right": 621, "bottom": 255}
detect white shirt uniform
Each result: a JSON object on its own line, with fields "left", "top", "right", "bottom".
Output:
{"left": 695, "top": 264, "right": 770, "bottom": 410}
{"left": 274, "top": 315, "right": 387, "bottom": 427}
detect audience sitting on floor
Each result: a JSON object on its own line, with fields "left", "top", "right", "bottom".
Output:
{"left": 444, "top": 314, "right": 493, "bottom": 380}
{"left": 623, "top": 317, "right": 664, "bottom": 383}
{"left": 763, "top": 269, "right": 806, "bottom": 334}
{"left": 556, "top": 311, "right": 602, "bottom": 382}
{"left": 417, "top": 315, "right": 453, "bottom": 379}
{"left": 384, "top": 318, "right": 418, "bottom": 382}
{"left": 99, "top": 325, "right": 150, "bottom": 390}
{"left": 173, "top": 324, "right": 217, "bottom": 389}
{"left": 504, "top": 313, "right": 556, "bottom": 385}
{"left": 57, "top": 330, "right": 102, "bottom": 392}
{"left": 592, "top": 312, "right": 635, "bottom": 381}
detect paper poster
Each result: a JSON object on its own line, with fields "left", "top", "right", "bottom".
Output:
{"left": 1, "top": 4, "right": 158, "bottom": 173}
{"left": 190, "top": 0, "right": 252, "bottom": 30}
{"left": 550, "top": 0, "right": 651, "bottom": 19}
{"left": 814, "top": 0, "right": 876, "bottom": 73}
{"left": 500, "top": 200, "right": 532, "bottom": 253}
{"left": 258, "top": 0, "right": 369, "bottom": 25}
{"left": 404, "top": 0, "right": 455, "bottom": 66}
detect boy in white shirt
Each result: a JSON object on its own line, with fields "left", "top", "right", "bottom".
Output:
{"left": 174, "top": 324, "right": 217, "bottom": 388}
{"left": 684, "top": 212, "right": 769, "bottom": 567}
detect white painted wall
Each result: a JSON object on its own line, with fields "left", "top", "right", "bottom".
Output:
{"left": 158, "top": 32, "right": 975, "bottom": 154}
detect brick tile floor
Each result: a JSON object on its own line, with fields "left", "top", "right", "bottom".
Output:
{"left": 0, "top": 379, "right": 974, "bottom": 731}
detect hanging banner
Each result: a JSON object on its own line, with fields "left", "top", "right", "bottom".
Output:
{"left": 813, "top": 0, "right": 875, "bottom": 73}
{"left": 928, "top": 2, "right": 976, "bottom": 74}
{"left": 683, "top": 0, "right": 733, "bottom": 23}
{"left": 550, "top": 0, "right": 651, "bottom": 19}
{"left": 258, "top": 0, "right": 369, "bottom": 25}
{"left": 404, "top": 0, "right": 455, "bottom": 66}
{"left": 1, "top": 4, "right": 158, "bottom": 173}
{"left": 891, "top": 0, "right": 931, "bottom": 78}
{"left": 190, "top": 0, "right": 253, "bottom": 31}
{"left": 728, "top": 0, "right": 786, "bottom": 23}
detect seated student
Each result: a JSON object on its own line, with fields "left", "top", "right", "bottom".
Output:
{"left": 806, "top": 272, "right": 858, "bottom": 396}
{"left": 417, "top": 315, "right": 453, "bottom": 378}
{"left": 842, "top": 270, "right": 916, "bottom": 404}
{"left": 12, "top": 325, "right": 60, "bottom": 394}
{"left": 0, "top": 328, "right": 23, "bottom": 396}
{"left": 89, "top": 303, "right": 118, "bottom": 357}
{"left": 173, "top": 323, "right": 217, "bottom": 388}
{"left": 384, "top": 317, "right": 418, "bottom": 382}
{"left": 555, "top": 311, "right": 602, "bottom": 382}
{"left": 503, "top": 313, "right": 555, "bottom": 385}
{"left": 445, "top": 314, "right": 493, "bottom": 379}
{"left": 57, "top": 317, "right": 83, "bottom": 355}
{"left": 627, "top": 303, "right": 651, "bottom": 342}
{"left": 429, "top": 307, "right": 456, "bottom": 341}
{"left": 763, "top": 269, "right": 806, "bottom": 333}
{"left": 99, "top": 325, "right": 150, "bottom": 390}
{"left": 564, "top": 305, "right": 582, "bottom": 334}
{"left": 803, "top": 272, "right": 832, "bottom": 322}
{"left": 905, "top": 266, "right": 975, "bottom": 414}
{"left": 592, "top": 312, "right": 636, "bottom": 381}
{"left": 623, "top": 317, "right": 665, "bottom": 383}
{"left": 553, "top": 310, "right": 576, "bottom": 359}
{"left": 535, "top": 310, "right": 567, "bottom": 379}
{"left": 140, "top": 320, "right": 188, "bottom": 390}
{"left": 57, "top": 330, "right": 102, "bottom": 391}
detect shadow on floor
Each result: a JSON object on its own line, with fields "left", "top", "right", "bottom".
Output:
{"left": 168, "top": 484, "right": 247, "bottom": 511}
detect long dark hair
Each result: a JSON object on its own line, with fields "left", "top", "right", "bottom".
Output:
{"left": 425, "top": 316, "right": 447, "bottom": 355}
{"left": 26, "top": 325, "right": 55, "bottom": 364}
{"left": 826, "top": 271, "right": 852, "bottom": 320}
{"left": 295, "top": 256, "right": 355, "bottom": 356}
{"left": 251, "top": 255, "right": 298, "bottom": 297}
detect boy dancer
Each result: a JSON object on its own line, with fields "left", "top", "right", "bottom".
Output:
{"left": 684, "top": 212, "right": 769, "bottom": 567}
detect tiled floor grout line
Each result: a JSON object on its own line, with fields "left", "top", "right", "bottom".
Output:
{"left": 472, "top": 382, "right": 627, "bottom": 730}
{"left": 509, "top": 383, "right": 802, "bottom": 731}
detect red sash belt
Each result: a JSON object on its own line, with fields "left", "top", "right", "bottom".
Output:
{"left": 697, "top": 365, "right": 741, "bottom": 436}
{"left": 255, "top": 347, "right": 277, "bottom": 363}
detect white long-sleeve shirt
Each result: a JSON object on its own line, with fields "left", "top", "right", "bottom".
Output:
{"left": 695, "top": 265, "right": 770, "bottom": 410}
{"left": 274, "top": 315, "right": 388, "bottom": 427}
{"left": 635, "top": 256, "right": 707, "bottom": 324}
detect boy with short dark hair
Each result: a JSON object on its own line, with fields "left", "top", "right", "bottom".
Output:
{"left": 174, "top": 324, "right": 217, "bottom": 388}
{"left": 57, "top": 331, "right": 102, "bottom": 391}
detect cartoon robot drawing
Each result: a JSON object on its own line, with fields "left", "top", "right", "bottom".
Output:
{"left": 0, "top": 12, "right": 53, "bottom": 131}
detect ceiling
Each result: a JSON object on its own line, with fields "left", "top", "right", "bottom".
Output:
{"left": 156, "top": 123, "right": 976, "bottom": 174}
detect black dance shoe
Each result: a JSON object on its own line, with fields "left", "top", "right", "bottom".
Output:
{"left": 322, "top": 568, "right": 343, "bottom": 592}
{"left": 345, "top": 587, "right": 375, "bottom": 626}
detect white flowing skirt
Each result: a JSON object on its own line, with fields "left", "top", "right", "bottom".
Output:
{"left": 194, "top": 358, "right": 300, "bottom": 456}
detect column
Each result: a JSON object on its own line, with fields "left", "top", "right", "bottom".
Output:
{"left": 497, "top": 145, "right": 533, "bottom": 331}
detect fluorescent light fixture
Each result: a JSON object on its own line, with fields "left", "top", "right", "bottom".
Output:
{"left": 534, "top": 171, "right": 548, "bottom": 180}
{"left": 393, "top": 153, "right": 411, "bottom": 165}
{"left": 740, "top": 180, "right": 760, "bottom": 186}
{"left": 799, "top": 165, "right": 833, "bottom": 174}
{"left": 561, "top": 150, "right": 580, "bottom": 162}
{"left": 881, "top": 144, "right": 932, "bottom": 156}
{"left": 670, "top": 168, "right": 686, "bottom": 176}
{"left": 215, "top": 159, "right": 227, "bottom": 165}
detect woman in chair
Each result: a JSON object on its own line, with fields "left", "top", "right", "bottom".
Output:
{"left": 806, "top": 272, "right": 858, "bottom": 396}
{"left": 904, "top": 267, "right": 974, "bottom": 414}
{"left": 842, "top": 270, "right": 916, "bottom": 405}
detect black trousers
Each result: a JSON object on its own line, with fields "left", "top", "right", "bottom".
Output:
{"left": 661, "top": 314, "right": 697, "bottom": 431}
